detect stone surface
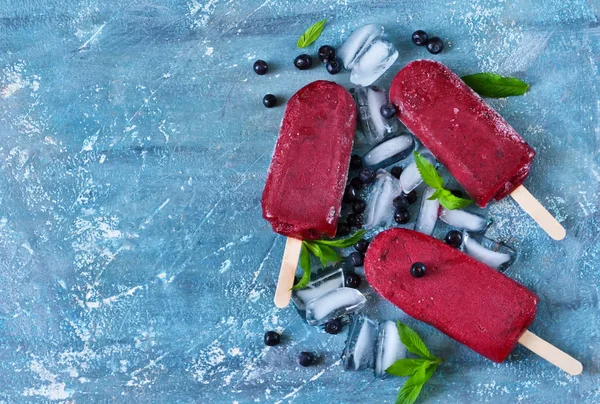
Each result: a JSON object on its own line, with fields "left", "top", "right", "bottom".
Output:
{"left": 0, "top": 0, "right": 598, "bottom": 403}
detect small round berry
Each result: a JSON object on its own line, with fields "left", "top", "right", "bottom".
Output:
{"left": 450, "top": 189, "right": 463, "bottom": 198}
{"left": 445, "top": 230, "right": 463, "bottom": 249}
{"left": 426, "top": 37, "right": 444, "bottom": 54}
{"left": 394, "top": 209, "right": 410, "bottom": 224}
{"left": 390, "top": 166, "right": 403, "bottom": 179}
{"left": 263, "top": 94, "right": 277, "bottom": 108}
{"left": 410, "top": 262, "right": 426, "bottom": 278}
{"left": 337, "top": 222, "right": 351, "bottom": 237}
{"left": 359, "top": 167, "right": 376, "bottom": 184}
{"left": 297, "top": 351, "right": 316, "bottom": 367}
{"left": 347, "top": 213, "right": 363, "bottom": 228}
{"left": 345, "top": 272, "right": 362, "bottom": 288}
{"left": 253, "top": 60, "right": 269, "bottom": 75}
{"left": 318, "top": 45, "right": 336, "bottom": 62}
{"left": 406, "top": 190, "right": 418, "bottom": 205}
{"left": 350, "top": 154, "right": 363, "bottom": 170}
{"left": 343, "top": 185, "right": 359, "bottom": 202}
{"left": 294, "top": 54, "right": 313, "bottom": 70}
{"left": 264, "top": 331, "right": 281, "bottom": 346}
{"left": 324, "top": 318, "right": 343, "bottom": 334}
{"left": 350, "top": 177, "right": 364, "bottom": 190}
{"left": 348, "top": 251, "right": 364, "bottom": 267}
{"left": 393, "top": 194, "right": 409, "bottom": 209}
{"left": 352, "top": 200, "right": 366, "bottom": 214}
{"left": 412, "top": 30, "right": 428, "bottom": 46}
{"left": 380, "top": 103, "right": 397, "bottom": 119}
{"left": 354, "top": 239, "right": 370, "bottom": 253}
{"left": 326, "top": 59, "right": 342, "bottom": 75}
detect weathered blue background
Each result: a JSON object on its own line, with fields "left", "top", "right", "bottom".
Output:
{"left": 0, "top": 0, "right": 598, "bottom": 402}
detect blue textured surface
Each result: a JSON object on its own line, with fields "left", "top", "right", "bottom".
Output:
{"left": 0, "top": 0, "right": 598, "bottom": 403}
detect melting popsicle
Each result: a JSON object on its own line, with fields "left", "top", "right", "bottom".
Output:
{"left": 390, "top": 60, "right": 565, "bottom": 240}
{"left": 364, "top": 228, "right": 582, "bottom": 374}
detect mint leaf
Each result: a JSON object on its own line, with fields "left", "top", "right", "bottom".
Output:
{"left": 314, "top": 230, "right": 367, "bottom": 248}
{"left": 297, "top": 19, "right": 327, "bottom": 48}
{"left": 397, "top": 322, "right": 435, "bottom": 360}
{"left": 315, "top": 244, "right": 342, "bottom": 267}
{"left": 427, "top": 188, "right": 446, "bottom": 201}
{"left": 413, "top": 151, "right": 443, "bottom": 190}
{"left": 438, "top": 192, "right": 473, "bottom": 210}
{"left": 461, "top": 73, "right": 529, "bottom": 98}
{"left": 396, "top": 363, "right": 438, "bottom": 404}
{"left": 291, "top": 243, "right": 311, "bottom": 290}
{"left": 386, "top": 358, "right": 430, "bottom": 377}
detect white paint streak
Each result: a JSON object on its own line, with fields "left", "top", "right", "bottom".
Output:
{"left": 78, "top": 22, "right": 107, "bottom": 50}
{"left": 274, "top": 359, "right": 341, "bottom": 404}
{"left": 22, "top": 360, "right": 71, "bottom": 400}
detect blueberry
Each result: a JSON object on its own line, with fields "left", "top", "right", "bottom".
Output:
{"left": 394, "top": 209, "right": 410, "bottom": 224}
{"left": 412, "top": 30, "right": 428, "bottom": 46}
{"left": 450, "top": 189, "right": 463, "bottom": 198}
{"left": 264, "top": 331, "right": 280, "bottom": 346}
{"left": 350, "top": 177, "right": 364, "bottom": 190}
{"left": 318, "top": 45, "right": 336, "bottom": 62}
{"left": 324, "top": 318, "right": 343, "bottom": 334}
{"left": 294, "top": 54, "right": 313, "bottom": 70}
{"left": 380, "top": 103, "right": 397, "bottom": 119}
{"left": 350, "top": 154, "right": 363, "bottom": 170}
{"left": 410, "top": 262, "right": 426, "bottom": 278}
{"left": 406, "top": 190, "right": 418, "bottom": 205}
{"left": 390, "top": 166, "right": 403, "bottom": 179}
{"left": 359, "top": 168, "right": 376, "bottom": 184}
{"left": 343, "top": 184, "right": 359, "bottom": 202}
{"left": 253, "top": 60, "right": 269, "bottom": 75}
{"left": 345, "top": 272, "right": 362, "bottom": 288}
{"left": 393, "top": 194, "right": 409, "bottom": 209}
{"left": 337, "top": 222, "right": 351, "bottom": 237}
{"left": 348, "top": 252, "right": 364, "bottom": 267}
{"left": 445, "top": 230, "right": 463, "bottom": 249}
{"left": 426, "top": 37, "right": 444, "bottom": 54}
{"left": 352, "top": 199, "right": 366, "bottom": 214}
{"left": 354, "top": 239, "right": 370, "bottom": 253}
{"left": 347, "top": 213, "right": 363, "bottom": 228}
{"left": 326, "top": 59, "right": 342, "bottom": 75}
{"left": 297, "top": 351, "right": 316, "bottom": 367}
{"left": 263, "top": 94, "right": 277, "bottom": 108}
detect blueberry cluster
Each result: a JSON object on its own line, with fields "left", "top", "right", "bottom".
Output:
{"left": 393, "top": 190, "right": 418, "bottom": 225}
{"left": 411, "top": 30, "right": 444, "bottom": 55}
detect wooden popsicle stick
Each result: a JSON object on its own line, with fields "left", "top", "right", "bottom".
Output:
{"left": 518, "top": 330, "right": 582, "bottom": 375}
{"left": 274, "top": 237, "right": 302, "bottom": 308}
{"left": 510, "top": 185, "right": 566, "bottom": 241}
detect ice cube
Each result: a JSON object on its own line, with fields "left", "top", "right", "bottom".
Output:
{"left": 400, "top": 152, "right": 437, "bottom": 193}
{"left": 304, "top": 287, "right": 366, "bottom": 325}
{"left": 375, "top": 320, "right": 407, "bottom": 377}
{"left": 338, "top": 24, "right": 383, "bottom": 70}
{"left": 462, "top": 232, "right": 517, "bottom": 272}
{"left": 291, "top": 266, "right": 345, "bottom": 310}
{"left": 350, "top": 40, "right": 398, "bottom": 86}
{"left": 439, "top": 208, "right": 491, "bottom": 233}
{"left": 353, "top": 86, "right": 400, "bottom": 145}
{"left": 364, "top": 169, "right": 402, "bottom": 228}
{"left": 415, "top": 187, "right": 439, "bottom": 236}
{"left": 363, "top": 134, "right": 414, "bottom": 169}
{"left": 342, "top": 315, "right": 378, "bottom": 371}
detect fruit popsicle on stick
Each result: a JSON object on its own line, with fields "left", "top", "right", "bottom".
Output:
{"left": 364, "top": 228, "right": 582, "bottom": 375}
{"left": 262, "top": 81, "right": 356, "bottom": 308}
{"left": 390, "top": 60, "right": 565, "bottom": 240}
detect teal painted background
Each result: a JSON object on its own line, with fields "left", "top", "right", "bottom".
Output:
{"left": 0, "top": 0, "right": 598, "bottom": 402}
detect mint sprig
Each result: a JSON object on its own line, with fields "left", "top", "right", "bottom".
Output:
{"left": 297, "top": 19, "right": 327, "bottom": 48}
{"left": 386, "top": 322, "right": 443, "bottom": 404}
{"left": 413, "top": 151, "right": 472, "bottom": 210}
{"left": 461, "top": 73, "right": 529, "bottom": 98}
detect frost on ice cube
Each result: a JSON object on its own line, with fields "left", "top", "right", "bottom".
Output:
{"left": 304, "top": 287, "right": 366, "bottom": 326}
{"left": 364, "top": 169, "right": 402, "bottom": 228}
{"left": 439, "top": 208, "right": 491, "bottom": 233}
{"left": 415, "top": 187, "right": 439, "bottom": 236}
{"left": 375, "top": 320, "right": 407, "bottom": 377}
{"left": 342, "top": 315, "right": 378, "bottom": 371}
{"left": 353, "top": 86, "right": 400, "bottom": 146}
{"left": 338, "top": 24, "right": 383, "bottom": 70}
{"left": 291, "top": 266, "right": 345, "bottom": 310}
{"left": 363, "top": 134, "right": 414, "bottom": 169}
{"left": 400, "top": 152, "right": 437, "bottom": 193}
{"left": 462, "top": 232, "right": 517, "bottom": 272}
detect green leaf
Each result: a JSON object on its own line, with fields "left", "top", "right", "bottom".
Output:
{"left": 438, "top": 192, "right": 473, "bottom": 210}
{"left": 397, "top": 322, "right": 435, "bottom": 360}
{"left": 461, "top": 73, "right": 529, "bottom": 98}
{"left": 386, "top": 358, "right": 430, "bottom": 377}
{"left": 291, "top": 243, "right": 311, "bottom": 290}
{"left": 413, "top": 151, "right": 444, "bottom": 190}
{"left": 315, "top": 244, "right": 342, "bottom": 267}
{"left": 297, "top": 19, "right": 327, "bottom": 48}
{"left": 427, "top": 188, "right": 445, "bottom": 201}
{"left": 396, "top": 363, "right": 438, "bottom": 404}
{"left": 314, "top": 230, "right": 367, "bottom": 248}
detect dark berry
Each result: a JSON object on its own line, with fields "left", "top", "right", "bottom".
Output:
{"left": 412, "top": 30, "right": 428, "bottom": 46}
{"left": 343, "top": 185, "right": 359, "bottom": 202}
{"left": 410, "top": 262, "right": 426, "bottom": 278}
{"left": 390, "top": 166, "right": 403, "bottom": 179}
{"left": 354, "top": 239, "right": 370, "bottom": 253}
{"left": 359, "top": 168, "right": 376, "bottom": 184}
{"left": 326, "top": 59, "right": 342, "bottom": 75}
{"left": 297, "top": 351, "right": 316, "bottom": 367}
{"left": 394, "top": 209, "right": 410, "bottom": 224}
{"left": 345, "top": 272, "right": 362, "bottom": 288}
{"left": 348, "top": 252, "right": 364, "bottom": 267}
{"left": 263, "top": 94, "right": 277, "bottom": 108}
{"left": 253, "top": 60, "right": 269, "bottom": 75}
{"left": 445, "top": 230, "right": 463, "bottom": 249}
{"left": 350, "top": 177, "right": 363, "bottom": 190}
{"left": 347, "top": 213, "right": 363, "bottom": 228}
{"left": 352, "top": 200, "right": 366, "bottom": 214}
{"left": 337, "top": 222, "right": 351, "bottom": 237}
{"left": 264, "top": 331, "right": 280, "bottom": 346}
{"left": 393, "top": 194, "right": 409, "bottom": 209}
{"left": 426, "top": 37, "right": 444, "bottom": 54}
{"left": 380, "top": 103, "right": 397, "bottom": 119}
{"left": 324, "top": 318, "right": 343, "bottom": 334}
{"left": 406, "top": 190, "right": 418, "bottom": 204}
{"left": 350, "top": 154, "right": 363, "bottom": 170}
{"left": 294, "top": 54, "right": 313, "bottom": 70}
{"left": 450, "top": 189, "right": 463, "bottom": 198}
{"left": 318, "top": 45, "right": 336, "bottom": 62}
